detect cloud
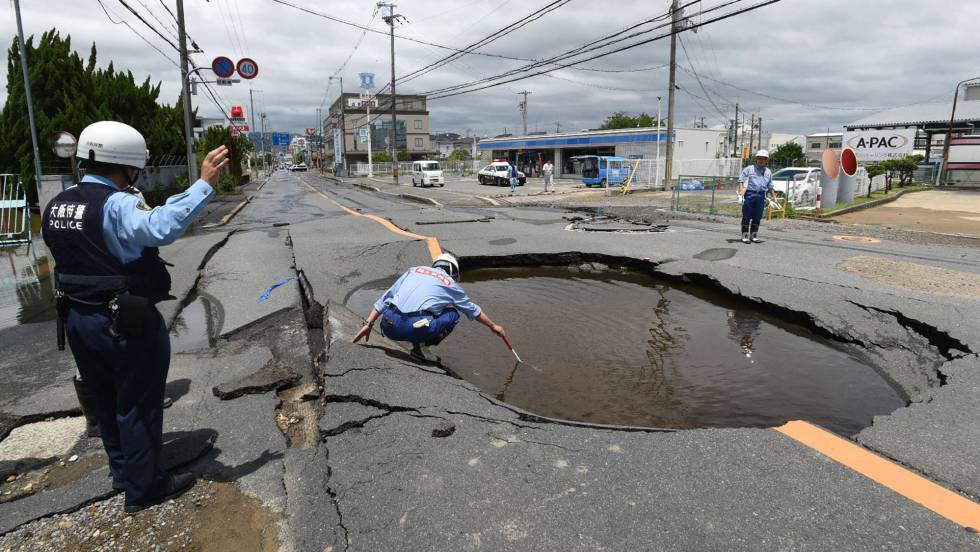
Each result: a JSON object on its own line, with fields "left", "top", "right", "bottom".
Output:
{"left": 2, "top": 0, "right": 975, "bottom": 137}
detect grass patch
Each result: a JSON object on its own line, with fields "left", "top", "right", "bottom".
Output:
{"left": 816, "top": 184, "right": 929, "bottom": 216}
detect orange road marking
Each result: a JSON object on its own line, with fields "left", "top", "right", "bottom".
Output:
{"left": 776, "top": 420, "right": 980, "bottom": 530}
{"left": 301, "top": 177, "right": 442, "bottom": 261}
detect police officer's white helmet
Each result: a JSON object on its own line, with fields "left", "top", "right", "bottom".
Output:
{"left": 77, "top": 121, "right": 149, "bottom": 170}
{"left": 755, "top": 149, "right": 770, "bottom": 159}
{"left": 432, "top": 253, "right": 460, "bottom": 282}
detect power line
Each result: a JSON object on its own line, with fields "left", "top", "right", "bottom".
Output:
{"left": 266, "top": 0, "right": 537, "bottom": 62}
{"left": 678, "top": 35, "right": 727, "bottom": 118}
{"left": 426, "top": 0, "right": 780, "bottom": 100}
{"left": 318, "top": 6, "right": 379, "bottom": 113}
{"left": 115, "top": 0, "right": 179, "bottom": 51}
{"left": 542, "top": 71, "right": 668, "bottom": 93}
{"left": 395, "top": 0, "right": 573, "bottom": 86}
{"left": 419, "top": 0, "right": 705, "bottom": 97}
{"left": 98, "top": 0, "right": 180, "bottom": 68}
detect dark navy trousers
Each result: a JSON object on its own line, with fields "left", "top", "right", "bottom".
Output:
{"left": 380, "top": 306, "right": 460, "bottom": 346}
{"left": 741, "top": 190, "right": 766, "bottom": 233}
{"left": 66, "top": 304, "right": 170, "bottom": 506}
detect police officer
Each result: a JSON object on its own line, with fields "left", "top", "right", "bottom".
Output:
{"left": 352, "top": 253, "right": 507, "bottom": 361}
{"left": 42, "top": 120, "right": 228, "bottom": 514}
{"left": 737, "top": 149, "right": 778, "bottom": 243}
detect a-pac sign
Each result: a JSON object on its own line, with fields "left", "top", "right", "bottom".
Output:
{"left": 843, "top": 129, "right": 915, "bottom": 161}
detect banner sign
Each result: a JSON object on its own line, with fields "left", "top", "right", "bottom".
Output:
{"left": 333, "top": 128, "right": 343, "bottom": 164}
{"left": 843, "top": 129, "right": 915, "bottom": 161}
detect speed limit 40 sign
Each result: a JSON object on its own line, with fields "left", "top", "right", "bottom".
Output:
{"left": 237, "top": 57, "right": 259, "bottom": 79}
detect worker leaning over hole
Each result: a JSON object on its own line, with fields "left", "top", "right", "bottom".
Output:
{"left": 352, "top": 253, "right": 507, "bottom": 361}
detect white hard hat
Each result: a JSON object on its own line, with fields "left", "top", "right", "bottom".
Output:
{"left": 755, "top": 149, "right": 770, "bottom": 158}
{"left": 432, "top": 253, "right": 460, "bottom": 281}
{"left": 77, "top": 121, "right": 148, "bottom": 169}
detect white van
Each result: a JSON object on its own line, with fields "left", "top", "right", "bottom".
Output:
{"left": 411, "top": 161, "right": 444, "bottom": 187}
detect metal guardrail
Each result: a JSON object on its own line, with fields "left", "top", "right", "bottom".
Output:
{"left": 0, "top": 174, "right": 31, "bottom": 247}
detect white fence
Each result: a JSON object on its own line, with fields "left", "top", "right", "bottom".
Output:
{"left": 352, "top": 160, "right": 483, "bottom": 177}
{"left": 617, "top": 158, "right": 742, "bottom": 189}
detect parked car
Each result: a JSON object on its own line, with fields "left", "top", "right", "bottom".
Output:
{"left": 477, "top": 162, "right": 526, "bottom": 186}
{"left": 290, "top": 162, "right": 308, "bottom": 172}
{"left": 771, "top": 167, "right": 818, "bottom": 204}
{"left": 411, "top": 161, "right": 444, "bottom": 187}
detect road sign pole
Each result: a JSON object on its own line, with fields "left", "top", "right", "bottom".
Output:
{"left": 12, "top": 0, "right": 43, "bottom": 189}
{"left": 367, "top": 104, "right": 374, "bottom": 178}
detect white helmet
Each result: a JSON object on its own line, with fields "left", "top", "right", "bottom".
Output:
{"left": 432, "top": 253, "right": 460, "bottom": 282}
{"left": 77, "top": 121, "right": 149, "bottom": 169}
{"left": 755, "top": 149, "right": 770, "bottom": 159}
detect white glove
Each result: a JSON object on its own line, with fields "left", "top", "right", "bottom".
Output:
{"left": 736, "top": 194, "right": 744, "bottom": 205}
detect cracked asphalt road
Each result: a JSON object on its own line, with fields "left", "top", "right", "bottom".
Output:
{"left": 1, "top": 170, "right": 979, "bottom": 551}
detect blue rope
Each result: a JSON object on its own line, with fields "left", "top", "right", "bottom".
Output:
{"left": 258, "top": 276, "right": 298, "bottom": 303}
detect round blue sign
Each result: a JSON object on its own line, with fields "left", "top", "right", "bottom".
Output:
{"left": 212, "top": 56, "right": 234, "bottom": 78}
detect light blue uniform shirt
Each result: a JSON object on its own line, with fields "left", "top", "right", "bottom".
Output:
{"left": 82, "top": 174, "right": 215, "bottom": 263}
{"left": 740, "top": 165, "right": 773, "bottom": 193}
{"left": 374, "top": 266, "right": 482, "bottom": 320}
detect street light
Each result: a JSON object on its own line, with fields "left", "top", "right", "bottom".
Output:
{"left": 940, "top": 76, "right": 980, "bottom": 185}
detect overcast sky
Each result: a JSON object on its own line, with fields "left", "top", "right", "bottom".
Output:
{"left": 2, "top": 0, "right": 977, "bottom": 137}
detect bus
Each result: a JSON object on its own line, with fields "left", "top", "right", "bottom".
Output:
{"left": 573, "top": 155, "right": 630, "bottom": 187}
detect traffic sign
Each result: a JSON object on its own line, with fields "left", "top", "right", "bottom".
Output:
{"left": 359, "top": 128, "right": 368, "bottom": 144}
{"left": 237, "top": 57, "right": 259, "bottom": 79}
{"left": 212, "top": 56, "right": 234, "bottom": 78}
{"left": 216, "top": 78, "right": 235, "bottom": 86}
{"left": 306, "top": 127, "right": 317, "bottom": 137}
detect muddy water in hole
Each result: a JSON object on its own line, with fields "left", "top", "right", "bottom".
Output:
{"left": 347, "top": 265, "right": 905, "bottom": 435}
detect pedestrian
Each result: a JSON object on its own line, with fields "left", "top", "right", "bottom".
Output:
{"left": 737, "top": 149, "right": 777, "bottom": 243}
{"left": 509, "top": 161, "right": 519, "bottom": 194}
{"left": 542, "top": 160, "right": 554, "bottom": 192}
{"left": 352, "top": 253, "right": 508, "bottom": 361}
{"left": 42, "top": 120, "right": 228, "bottom": 514}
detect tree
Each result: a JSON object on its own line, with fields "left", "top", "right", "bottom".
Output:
{"left": 895, "top": 154, "right": 923, "bottom": 186}
{"left": 397, "top": 148, "right": 411, "bottom": 162}
{"left": 768, "top": 143, "right": 805, "bottom": 166}
{"left": 370, "top": 150, "right": 391, "bottom": 163}
{"left": 448, "top": 148, "right": 471, "bottom": 161}
{"left": 599, "top": 111, "right": 664, "bottom": 130}
{"left": 196, "top": 126, "right": 252, "bottom": 191}
{"left": 0, "top": 29, "right": 188, "bottom": 196}
{"left": 865, "top": 162, "right": 885, "bottom": 197}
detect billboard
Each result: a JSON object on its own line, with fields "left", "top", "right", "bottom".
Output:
{"left": 843, "top": 129, "right": 915, "bottom": 161}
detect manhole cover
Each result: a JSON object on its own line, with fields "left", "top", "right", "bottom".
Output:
{"left": 834, "top": 235, "right": 880, "bottom": 243}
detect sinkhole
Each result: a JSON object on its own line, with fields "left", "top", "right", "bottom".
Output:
{"left": 347, "top": 263, "right": 905, "bottom": 435}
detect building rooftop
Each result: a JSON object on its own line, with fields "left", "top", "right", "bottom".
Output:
{"left": 845, "top": 100, "right": 980, "bottom": 129}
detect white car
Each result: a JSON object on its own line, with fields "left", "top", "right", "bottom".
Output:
{"left": 411, "top": 161, "right": 444, "bottom": 187}
{"left": 477, "top": 162, "right": 526, "bottom": 186}
{"left": 771, "top": 167, "right": 818, "bottom": 204}
{"left": 290, "top": 162, "right": 308, "bottom": 172}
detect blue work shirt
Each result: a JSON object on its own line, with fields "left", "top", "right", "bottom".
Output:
{"left": 740, "top": 164, "right": 773, "bottom": 193}
{"left": 83, "top": 174, "right": 215, "bottom": 263}
{"left": 374, "top": 266, "right": 482, "bottom": 320}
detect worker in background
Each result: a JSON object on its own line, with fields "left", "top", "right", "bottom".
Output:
{"left": 352, "top": 253, "right": 507, "bottom": 361}
{"left": 42, "top": 120, "right": 229, "bottom": 514}
{"left": 509, "top": 162, "right": 520, "bottom": 194}
{"left": 542, "top": 159, "right": 554, "bottom": 193}
{"left": 737, "top": 149, "right": 778, "bottom": 243}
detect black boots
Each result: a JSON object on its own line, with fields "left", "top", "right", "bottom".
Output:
{"left": 73, "top": 376, "right": 101, "bottom": 438}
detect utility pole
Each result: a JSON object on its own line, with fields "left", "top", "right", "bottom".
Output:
{"left": 664, "top": 0, "right": 679, "bottom": 182}
{"left": 748, "top": 113, "right": 755, "bottom": 155}
{"left": 329, "top": 76, "right": 346, "bottom": 175}
{"left": 517, "top": 91, "right": 531, "bottom": 135}
{"left": 12, "top": 0, "right": 42, "bottom": 188}
{"left": 379, "top": 2, "right": 402, "bottom": 183}
{"left": 260, "top": 112, "right": 267, "bottom": 174}
{"left": 554, "top": 121, "right": 561, "bottom": 133}
{"left": 175, "top": 0, "right": 197, "bottom": 182}
{"left": 732, "top": 102, "right": 739, "bottom": 158}
{"left": 250, "top": 87, "right": 258, "bottom": 171}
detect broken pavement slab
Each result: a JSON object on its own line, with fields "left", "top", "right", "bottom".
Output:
{"left": 197, "top": 228, "right": 301, "bottom": 337}
{"left": 212, "top": 358, "right": 302, "bottom": 400}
